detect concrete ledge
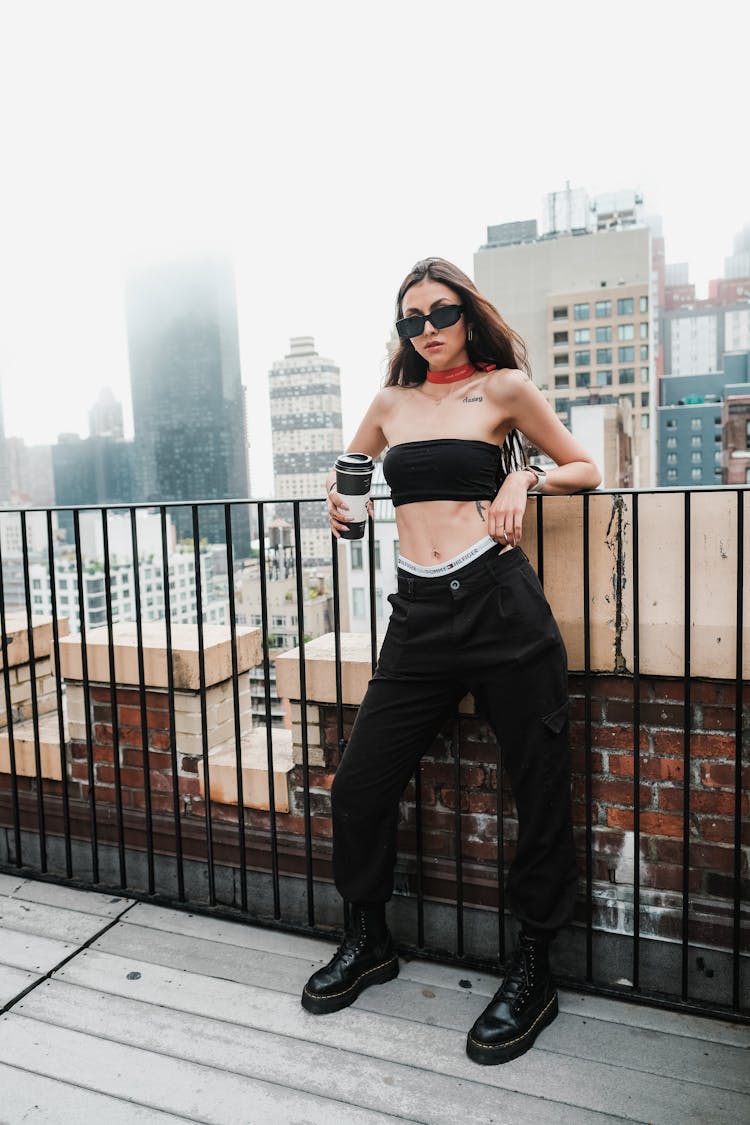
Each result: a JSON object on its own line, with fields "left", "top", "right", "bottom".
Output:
{"left": 197, "top": 727, "right": 293, "bottom": 812}
{"left": 58, "top": 622, "right": 263, "bottom": 690}
{"left": 0, "top": 710, "right": 65, "bottom": 781}
{"left": 0, "top": 613, "right": 70, "bottom": 670}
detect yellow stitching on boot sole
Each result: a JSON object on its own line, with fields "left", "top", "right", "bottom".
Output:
{"left": 303, "top": 956, "right": 398, "bottom": 1002}
{"left": 467, "top": 993, "right": 557, "bottom": 1051}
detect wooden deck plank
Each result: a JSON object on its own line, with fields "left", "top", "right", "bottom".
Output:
{"left": 121, "top": 903, "right": 747, "bottom": 1046}
{"left": 0, "top": 874, "right": 133, "bottom": 918}
{"left": 0, "top": 1013, "right": 411, "bottom": 1125}
{"left": 53, "top": 950, "right": 750, "bottom": 1124}
{"left": 0, "top": 1061, "right": 196, "bottom": 1123}
{"left": 0, "top": 896, "right": 122, "bottom": 945}
{"left": 0, "top": 964, "right": 40, "bottom": 1008}
{"left": 0, "top": 925, "right": 74, "bottom": 973}
{"left": 16, "top": 979, "right": 624, "bottom": 1125}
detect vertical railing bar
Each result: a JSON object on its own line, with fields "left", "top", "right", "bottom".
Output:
{"left": 583, "top": 493, "right": 593, "bottom": 981}
{"left": 20, "top": 511, "right": 46, "bottom": 871}
{"left": 46, "top": 510, "right": 72, "bottom": 877}
{"left": 453, "top": 716, "right": 464, "bottom": 958}
{"left": 631, "top": 494, "right": 641, "bottom": 991}
{"left": 130, "top": 507, "right": 155, "bottom": 895}
{"left": 732, "top": 490, "right": 744, "bottom": 1012}
{"left": 192, "top": 505, "right": 215, "bottom": 906}
{"left": 414, "top": 765, "right": 425, "bottom": 949}
{"left": 256, "top": 504, "right": 280, "bottom": 917}
{"left": 224, "top": 504, "right": 248, "bottom": 915}
{"left": 160, "top": 506, "right": 184, "bottom": 902}
{"left": 330, "top": 535, "right": 345, "bottom": 757}
{"left": 681, "top": 491, "right": 692, "bottom": 1001}
{"left": 496, "top": 739, "right": 506, "bottom": 964}
{"left": 101, "top": 508, "right": 126, "bottom": 887}
{"left": 367, "top": 515, "right": 377, "bottom": 674}
{"left": 535, "top": 494, "right": 544, "bottom": 587}
{"left": 0, "top": 521, "right": 22, "bottom": 866}
{"left": 293, "top": 502, "right": 314, "bottom": 926}
{"left": 73, "top": 509, "right": 98, "bottom": 883}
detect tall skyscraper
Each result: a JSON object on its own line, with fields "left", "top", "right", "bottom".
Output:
{"left": 89, "top": 387, "right": 124, "bottom": 439}
{"left": 125, "top": 258, "right": 250, "bottom": 554}
{"left": 475, "top": 188, "right": 654, "bottom": 486}
{"left": 269, "top": 336, "right": 343, "bottom": 564}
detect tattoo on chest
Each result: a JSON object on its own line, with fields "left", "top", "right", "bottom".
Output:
{"left": 476, "top": 502, "right": 487, "bottom": 522}
{"left": 462, "top": 395, "right": 483, "bottom": 404}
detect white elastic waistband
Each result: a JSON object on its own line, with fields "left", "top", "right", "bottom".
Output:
{"left": 397, "top": 536, "right": 496, "bottom": 577}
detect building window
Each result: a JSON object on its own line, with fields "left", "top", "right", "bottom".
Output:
{"left": 639, "top": 295, "right": 649, "bottom": 313}
{"left": 595, "top": 326, "right": 612, "bottom": 343}
{"left": 553, "top": 306, "right": 568, "bottom": 320}
{"left": 595, "top": 300, "right": 611, "bottom": 318}
{"left": 573, "top": 303, "right": 590, "bottom": 320}
{"left": 553, "top": 331, "right": 568, "bottom": 345}
{"left": 746, "top": 419, "right": 750, "bottom": 447}
{"left": 691, "top": 468, "right": 702, "bottom": 480}
{"left": 596, "top": 348, "right": 612, "bottom": 364}
{"left": 575, "top": 350, "right": 590, "bottom": 366}
{"left": 639, "top": 322, "right": 649, "bottom": 339}
{"left": 619, "top": 368, "right": 635, "bottom": 384}
{"left": 666, "top": 436, "right": 677, "bottom": 448}
{"left": 642, "top": 414, "right": 650, "bottom": 430}
{"left": 641, "top": 392, "right": 649, "bottom": 407}
{"left": 667, "top": 453, "right": 678, "bottom": 465}
{"left": 691, "top": 435, "right": 702, "bottom": 447}
{"left": 691, "top": 418, "right": 702, "bottom": 431}
{"left": 574, "top": 328, "right": 590, "bottom": 344}
{"left": 350, "top": 543, "right": 363, "bottom": 569}
{"left": 617, "top": 324, "right": 635, "bottom": 341}
{"left": 618, "top": 346, "right": 635, "bottom": 363}
{"left": 620, "top": 393, "right": 636, "bottom": 406}
{"left": 691, "top": 452, "right": 702, "bottom": 463}
{"left": 641, "top": 367, "right": 649, "bottom": 384}
{"left": 667, "top": 468, "right": 678, "bottom": 480}
{"left": 617, "top": 297, "right": 634, "bottom": 315}
{"left": 576, "top": 371, "right": 591, "bottom": 388}
{"left": 596, "top": 370, "right": 613, "bottom": 386}
{"left": 554, "top": 374, "right": 569, "bottom": 387}
{"left": 640, "top": 345, "right": 649, "bottom": 360}
{"left": 352, "top": 588, "right": 366, "bottom": 619}
{"left": 554, "top": 353, "right": 569, "bottom": 367}
{"left": 374, "top": 542, "right": 381, "bottom": 570}
{"left": 555, "top": 399, "right": 569, "bottom": 415}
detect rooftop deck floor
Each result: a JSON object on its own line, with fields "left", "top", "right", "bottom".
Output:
{"left": 0, "top": 872, "right": 748, "bottom": 1124}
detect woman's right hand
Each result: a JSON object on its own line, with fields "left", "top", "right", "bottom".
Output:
{"left": 326, "top": 474, "right": 350, "bottom": 539}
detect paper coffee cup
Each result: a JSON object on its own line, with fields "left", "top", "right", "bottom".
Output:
{"left": 334, "top": 453, "right": 374, "bottom": 540}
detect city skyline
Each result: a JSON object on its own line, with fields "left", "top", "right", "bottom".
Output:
{"left": 1, "top": 2, "right": 748, "bottom": 497}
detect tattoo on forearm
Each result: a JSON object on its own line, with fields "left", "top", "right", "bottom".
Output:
{"left": 476, "top": 502, "right": 487, "bottom": 522}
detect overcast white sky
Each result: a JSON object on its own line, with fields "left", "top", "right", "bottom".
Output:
{"left": 0, "top": 0, "right": 747, "bottom": 495}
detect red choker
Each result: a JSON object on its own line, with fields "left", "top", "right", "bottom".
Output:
{"left": 426, "top": 362, "right": 476, "bottom": 384}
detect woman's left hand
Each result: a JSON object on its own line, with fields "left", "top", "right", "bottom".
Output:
{"left": 487, "top": 471, "right": 532, "bottom": 548}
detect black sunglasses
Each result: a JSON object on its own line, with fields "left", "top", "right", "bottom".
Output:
{"left": 395, "top": 304, "right": 464, "bottom": 340}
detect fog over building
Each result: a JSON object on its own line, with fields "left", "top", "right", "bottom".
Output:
{"left": 268, "top": 336, "right": 343, "bottom": 565}
{"left": 125, "top": 258, "right": 250, "bottom": 555}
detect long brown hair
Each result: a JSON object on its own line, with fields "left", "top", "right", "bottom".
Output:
{"left": 386, "top": 257, "right": 530, "bottom": 473}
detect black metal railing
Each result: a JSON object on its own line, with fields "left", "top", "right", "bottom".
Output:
{"left": 0, "top": 490, "right": 747, "bottom": 1022}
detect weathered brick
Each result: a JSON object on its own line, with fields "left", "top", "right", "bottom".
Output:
{"left": 697, "top": 816, "right": 748, "bottom": 845}
{"left": 640, "top": 756, "right": 685, "bottom": 782}
{"left": 591, "top": 779, "right": 652, "bottom": 807}
{"left": 659, "top": 788, "right": 746, "bottom": 817}
{"left": 701, "top": 761, "right": 749, "bottom": 789}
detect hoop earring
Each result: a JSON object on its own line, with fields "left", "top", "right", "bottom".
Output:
{"left": 467, "top": 327, "right": 473, "bottom": 342}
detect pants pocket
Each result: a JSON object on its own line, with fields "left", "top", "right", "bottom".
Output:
{"left": 539, "top": 700, "right": 571, "bottom": 795}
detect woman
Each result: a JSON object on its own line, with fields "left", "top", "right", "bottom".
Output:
{"left": 301, "top": 258, "right": 601, "bottom": 1065}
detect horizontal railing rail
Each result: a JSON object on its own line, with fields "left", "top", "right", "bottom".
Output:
{"left": 0, "top": 488, "right": 747, "bottom": 1022}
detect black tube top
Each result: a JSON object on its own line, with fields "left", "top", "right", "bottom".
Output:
{"left": 382, "top": 439, "right": 506, "bottom": 507}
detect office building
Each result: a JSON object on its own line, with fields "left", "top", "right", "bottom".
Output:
{"left": 126, "top": 258, "right": 250, "bottom": 555}
{"left": 268, "top": 336, "right": 343, "bottom": 565}
{"left": 474, "top": 188, "right": 654, "bottom": 486}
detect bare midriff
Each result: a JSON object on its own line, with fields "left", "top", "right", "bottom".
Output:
{"left": 395, "top": 498, "right": 504, "bottom": 566}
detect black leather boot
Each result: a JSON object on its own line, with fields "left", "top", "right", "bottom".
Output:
{"left": 301, "top": 903, "right": 399, "bottom": 1015}
{"left": 466, "top": 933, "right": 558, "bottom": 1064}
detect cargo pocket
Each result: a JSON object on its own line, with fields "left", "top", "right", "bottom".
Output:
{"left": 539, "top": 700, "right": 571, "bottom": 795}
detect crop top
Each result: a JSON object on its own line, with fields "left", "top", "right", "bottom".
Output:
{"left": 382, "top": 438, "right": 506, "bottom": 507}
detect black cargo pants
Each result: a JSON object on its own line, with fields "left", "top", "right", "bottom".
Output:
{"left": 331, "top": 545, "right": 578, "bottom": 934}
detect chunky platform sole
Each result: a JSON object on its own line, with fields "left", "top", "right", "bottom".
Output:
{"left": 465, "top": 991, "right": 559, "bottom": 1065}
{"left": 301, "top": 955, "right": 400, "bottom": 1015}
